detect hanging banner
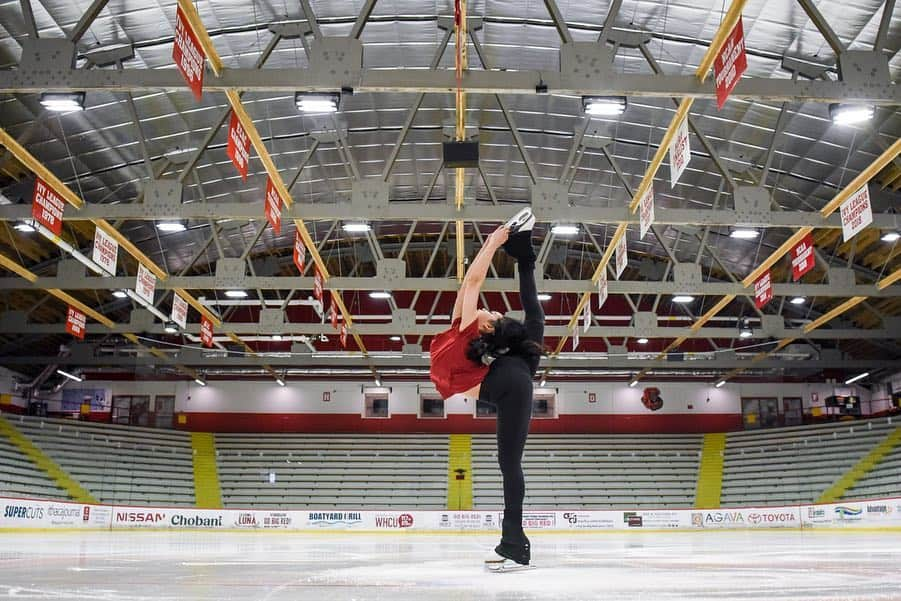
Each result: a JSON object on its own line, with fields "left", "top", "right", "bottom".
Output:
{"left": 135, "top": 264, "right": 156, "bottom": 305}
{"left": 264, "top": 178, "right": 283, "bottom": 235}
{"left": 714, "top": 16, "right": 747, "bottom": 110}
{"left": 669, "top": 117, "right": 691, "bottom": 186}
{"left": 615, "top": 235, "right": 628, "bottom": 280}
{"left": 200, "top": 316, "right": 214, "bottom": 348}
{"left": 91, "top": 227, "right": 118, "bottom": 275}
{"left": 171, "top": 293, "right": 189, "bottom": 329}
{"left": 639, "top": 184, "right": 655, "bottom": 240}
{"left": 31, "top": 178, "right": 66, "bottom": 236}
{"left": 226, "top": 112, "right": 250, "bottom": 180}
{"left": 597, "top": 272, "right": 609, "bottom": 310}
{"left": 293, "top": 231, "right": 306, "bottom": 273}
{"left": 754, "top": 270, "right": 773, "bottom": 309}
{"left": 572, "top": 326, "right": 580, "bottom": 351}
{"left": 340, "top": 324, "right": 348, "bottom": 348}
{"left": 582, "top": 301, "right": 591, "bottom": 334}
{"left": 791, "top": 233, "right": 815, "bottom": 281}
{"left": 66, "top": 306, "right": 86, "bottom": 340}
{"left": 172, "top": 6, "right": 205, "bottom": 101}
{"left": 329, "top": 295, "right": 339, "bottom": 330}
{"left": 840, "top": 185, "right": 873, "bottom": 242}
{"left": 313, "top": 267, "right": 324, "bottom": 301}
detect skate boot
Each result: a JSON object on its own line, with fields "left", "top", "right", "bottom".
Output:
{"left": 502, "top": 229, "right": 537, "bottom": 264}
{"left": 504, "top": 207, "right": 535, "bottom": 234}
{"left": 485, "top": 541, "right": 534, "bottom": 573}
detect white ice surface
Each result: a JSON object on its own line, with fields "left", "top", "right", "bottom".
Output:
{"left": 1, "top": 530, "right": 900, "bottom": 600}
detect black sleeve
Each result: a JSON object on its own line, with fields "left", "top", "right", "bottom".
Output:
{"left": 518, "top": 259, "right": 544, "bottom": 345}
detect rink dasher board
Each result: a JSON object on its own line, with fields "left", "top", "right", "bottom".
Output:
{"left": 2, "top": 496, "right": 901, "bottom": 532}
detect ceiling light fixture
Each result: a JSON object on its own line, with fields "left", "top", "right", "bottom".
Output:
{"left": 295, "top": 92, "right": 341, "bottom": 114}
{"left": 844, "top": 372, "right": 869, "bottom": 385}
{"left": 882, "top": 231, "right": 900, "bottom": 243}
{"left": 715, "top": 380, "right": 726, "bottom": 388}
{"left": 276, "top": 377, "right": 286, "bottom": 387}
{"left": 272, "top": 334, "right": 283, "bottom": 342}
{"left": 539, "top": 378, "right": 547, "bottom": 387}
{"left": 225, "top": 290, "right": 248, "bottom": 298}
{"left": 369, "top": 291, "right": 392, "bottom": 299}
{"left": 56, "top": 369, "right": 83, "bottom": 382}
{"left": 582, "top": 96, "right": 627, "bottom": 116}
{"left": 729, "top": 228, "right": 760, "bottom": 239}
{"left": 551, "top": 224, "right": 579, "bottom": 236}
{"left": 374, "top": 377, "right": 382, "bottom": 387}
{"left": 164, "top": 321, "right": 179, "bottom": 334}
{"left": 194, "top": 378, "right": 207, "bottom": 387}
{"left": 13, "top": 221, "right": 36, "bottom": 233}
{"left": 790, "top": 296, "right": 806, "bottom": 305}
{"left": 672, "top": 295, "right": 695, "bottom": 304}
{"left": 537, "top": 293, "right": 552, "bottom": 302}
{"left": 389, "top": 336, "right": 402, "bottom": 342}
{"left": 156, "top": 221, "right": 187, "bottom": 233}
{"left": 342, "top": 222, "right": 371, "bottom": 233}
{"left": 739, "top": 318, "right": 753, "bottom": 339}
{"left": 112, "top": 290, "right": 128, "bottom": 299}
{"left": 40, "top": 92, "right": 86, "bottom": 112}
{"left": 637, "top": 337, "right": 649, "bottom": 344}
{"left": 829, "top": 103, "right": 874, "bottom": 125}
{"left": 628, "top": 378, "right": 638, "bottom": 388}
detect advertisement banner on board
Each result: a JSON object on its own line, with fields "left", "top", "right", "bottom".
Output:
{"left": 172, "top": 6, "right": 205, "bottom": 100}
{"left": 690, "top": 507, "right": 800, "bottom": 529}
{"left": 61, "top": 388, "right": 108, "bottom": 412}
{"left": 0, "top": 498, "right": 112, "bottom": 529}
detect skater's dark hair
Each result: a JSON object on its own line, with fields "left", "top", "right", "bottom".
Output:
{"left": 465, "top": 317, "right": 544, "bottom": 366}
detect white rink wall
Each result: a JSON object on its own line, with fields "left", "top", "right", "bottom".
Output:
{"left": 2, "top": 496, "right": 899, "bottom": 532}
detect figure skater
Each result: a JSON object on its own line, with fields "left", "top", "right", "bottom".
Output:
{"left": 429, "top": 208, "right": 544, "bottom": 572}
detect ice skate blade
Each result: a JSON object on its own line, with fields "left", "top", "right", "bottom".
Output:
{"left": 485, "top": 559, "right": 536, "bottom": 573}
{"left": 504, "top": 207, "right": 534, "bottom": 233}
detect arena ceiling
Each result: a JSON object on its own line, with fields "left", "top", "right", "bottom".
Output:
{"left": 0, "top": 0, "right": 899, "bottom": 390}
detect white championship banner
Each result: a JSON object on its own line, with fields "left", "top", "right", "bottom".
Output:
{"left": 3, "top": 497, "right": 900, "bottom": 531}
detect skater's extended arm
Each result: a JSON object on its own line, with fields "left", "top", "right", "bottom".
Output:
{"left": 452, "top": 226, "right": 509, "bottom": 331}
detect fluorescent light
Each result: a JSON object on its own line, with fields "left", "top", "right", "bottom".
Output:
{"left": 715, "top": 380, "right": 726, "bottom": 388}
{"left": 672, "top": 295, "right": 695, "bottom": 303}
{"left": 14, "top": 221, "right": 36, "bottom": 233}
{"left": 272, "top": 334, "right": 283, "bottom": 341}
{"left": 636, "top": 337, "right": 649, "bottom": 344}
{"left": 56, "top": 369, "right": 83, "bottom": 382}
{"left": 276, "top": 378, "right": 286, "bottom": 387}
{"left": 790, "top": 296, "right": 806, "bottom": 305}
{"left": 389, "top": 336, "right": 402, "bottom": 341}
{"left": 374, "top": 377, "right": 381, "bottom": 387}
{"left": 539, "top": 379, "right": 547, "bottom": 387}
{"left": 156, "top": 221, "right": 187, "bottom": 233}
{"left": 882, "top": 231, "right": 900, "bottom": 242}
{"left": 582, "top": 96, "right": 627, "bottom": 116}
{"left": 369, "top": 291, "right": 392, "bottom": 299}
{"left": 112, "top": 290, "right": 128, "bottom": 299}
{"left": 730, "top": 228, "right": 759, "bottom": 239}
{"left": 194, "top": 378, "right": 207, "bottom": 387}
{"left": 628, "top": 379, "right": 638, "bottom": 388}
{"left": 295, "top": 92, "right": 340, "bottom": 114}
{"left": 739, "top": 318, "right": 753, "bottom": 339}
{"left": 342, "top": 222, "right": 371, "bottom": 233}
{"left": 739, "top": 329, "right": 752, "bottom": 339}
{"left": 537, "top": 293, "right": 552, "bottom": 301}
{"left": 164, "top": 322, "right": 179, "bottom": 334}
{"left": 551, "top": 224, "right": 579, "bottom": 236}
{"left": 844, "top": 372, "right": 869, "bottom": 385}
{"left": 829, "top": 103, "right": 874, "bottom": 125}
{"left": 40, "top": 92, "right": 85, "bottom": 112}
{"left": 225, "top": 290, "right": 248, "bottom": 298}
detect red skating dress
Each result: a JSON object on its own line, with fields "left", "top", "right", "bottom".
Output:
{"left": 429, "top": 317, "right": 489, "bottom": 399}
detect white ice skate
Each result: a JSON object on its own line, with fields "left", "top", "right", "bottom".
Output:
{"left": 504, "top": 207, "right": 535, "bottom": 234}
{"left": 484, "top": 552, "right": 536, "bottom": 573}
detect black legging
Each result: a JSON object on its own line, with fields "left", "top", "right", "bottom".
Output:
{"left": 480, "top": 256, "right": 544, "bottom": 553}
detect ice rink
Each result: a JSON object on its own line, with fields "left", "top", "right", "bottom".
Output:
{"left": 1, "top": 530, "right": 899, "bottom": 600}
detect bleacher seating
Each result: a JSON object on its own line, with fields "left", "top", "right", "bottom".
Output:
{"left": 215, "top": 433, "right": 448, "bottom": 509}
{"left": 8, "top": 415, "right": 195, "bottom": 506}
{"left": 720, "top": 418, "right": 897, "bottom": 506}
{"left": 0, "top": 433, "right": 69, "bottom": 500}
{"left": 842, "top": 441, "right": 901, "bottom": 501}
{"left": 471, "top": 434, "right": 703, "bottom": 509}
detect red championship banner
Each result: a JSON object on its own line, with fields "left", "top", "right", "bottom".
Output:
{"left": 638, "top": 184, "right": 655, "bottom": 240}
{"left": 264, "top": 177, "right": 283, "bottom": 235}
{"left": 714, "top": 16, "right": 747, "bottom": 109}
{"left": 329, "top": 295, "right": 339, "bottom": 330}
{"left": 791, "top": 233, "right": 815, "bottom": 281}
{"left": 172, "top": 6, "right": 206, "bottom": 101}
{"left": 66, "top": 306, "right": 86, "bottom": 340}
{"left": 313, "top": 267, "right": 324, "bottom": 301}
{"left": 339, "top": 324, "right": 348, "bottom": 348}
{"left": 200, "top": 316, "right": 214, "bottom": 348}
{"left": 226, "top": 112, "right": 250, "bottom": 180}
{"left": 31, "top": 178, "right": 66, "bottom": 236}
{"left": 754, "top": 270, "right": 773, "bottom": 309}
{"left": 293, "top": 231, "right": 306, "bottom": 273}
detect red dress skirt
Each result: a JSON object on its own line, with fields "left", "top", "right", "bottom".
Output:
{"left": 429, "top": 318, "right": 489, "bottom": 399}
